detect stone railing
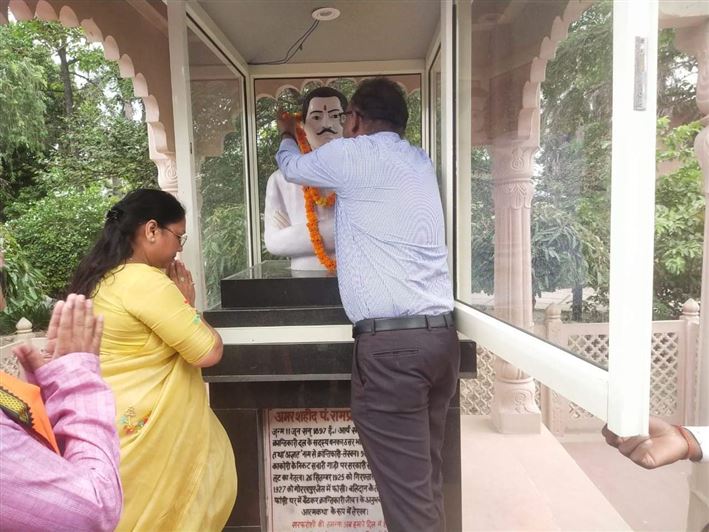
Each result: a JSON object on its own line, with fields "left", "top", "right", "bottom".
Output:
{"left": 0, "top": 318, "right": 47, "bottom": 379}
{"left": 460, "top": 299, "right": 701, "bottom": 436}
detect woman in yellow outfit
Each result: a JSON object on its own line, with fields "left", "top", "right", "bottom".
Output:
{"left": 69, "top": 189, "right": 236, "bottom": 531}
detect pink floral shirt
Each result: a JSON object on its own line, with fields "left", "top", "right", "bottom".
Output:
{"left": 0, "top": 352, "right": 122, "bottom": 531}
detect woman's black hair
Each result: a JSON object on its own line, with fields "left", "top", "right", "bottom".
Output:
{"left": 69, "top": 188, "right": 185, "bottom": 297}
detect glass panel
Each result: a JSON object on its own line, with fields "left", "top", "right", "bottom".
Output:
{"left": 651, "top": 17, "right": 701, "bottom": 422}
{"left": 188, "top": 27, "right": 248, "bottom": 308}
{"left": 429, "top": 50, "right": 443, "bottom": 186}
{"left": 460, "top": 0, "right": 614, "bottom": 361}
{"left": 254, "top": 75, "right": 422, "bottom": 262}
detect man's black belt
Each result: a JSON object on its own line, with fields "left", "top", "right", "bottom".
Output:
{"left": 353, "top": 312, "right": 454, "bottom": 338}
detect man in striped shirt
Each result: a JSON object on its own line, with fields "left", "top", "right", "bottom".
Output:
{"left": 277, "top": 77, "right": 459, "bottom": 532}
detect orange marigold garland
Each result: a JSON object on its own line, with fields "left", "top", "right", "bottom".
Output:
{"left": 283, "top": 111, "right": 337, "bottom": 271}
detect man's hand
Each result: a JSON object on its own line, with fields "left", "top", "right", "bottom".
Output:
{"left": 276, "top": 110, "right": 297, "bottom": 139}
{"left": 602, "top": 416, "right": 693, "bottom": 469}
{"left": 13, "top": 294, "right": 104, "bottom": 374}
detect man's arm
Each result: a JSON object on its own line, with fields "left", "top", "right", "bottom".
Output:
{"left": 602, "top": 416, "right": 705, "bottom": 469}
{"left": 276, "top": 136, "right": 348, "bottom": 189}
{"left": 0, "top": 295, "right": 122, "bottom": 531}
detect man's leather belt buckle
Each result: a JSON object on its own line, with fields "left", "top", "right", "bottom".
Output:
{"left": 352, "top": 312, "right": 454, "bottom": 338}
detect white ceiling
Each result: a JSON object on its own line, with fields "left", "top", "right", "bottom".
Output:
{"left": 196, "top": 0, "right": 441, "bottom": 64}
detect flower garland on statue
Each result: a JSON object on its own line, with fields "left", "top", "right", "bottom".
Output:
{"left": 284, "top": 111, "right": 337, "bottom": 272}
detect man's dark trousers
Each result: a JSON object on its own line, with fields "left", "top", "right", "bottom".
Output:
{"left": 350, "top": 322, "right": 460, "bottom": 532}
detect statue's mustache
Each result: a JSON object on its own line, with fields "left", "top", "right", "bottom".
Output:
{"left": 317, "top": 127, "right": 337, "bottom": 135}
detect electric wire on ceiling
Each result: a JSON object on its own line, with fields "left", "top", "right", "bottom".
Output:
{"left": 251, "top": 19, "right": 320, "bottom": 65}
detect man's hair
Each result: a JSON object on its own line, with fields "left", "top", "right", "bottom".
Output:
{"left": 301, "top": 86, "right": 348, "bottom": 120}
{"left": 350, "top": 77, "right": 408, "bottom": 133}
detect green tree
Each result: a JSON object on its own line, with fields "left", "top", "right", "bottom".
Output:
{"left": 196, "top": 118, "right": 249, "bottom": 307}
{"left": 534, "top": 0, "right": 700, "bottom": 320}
{"left": 8, "top": 186, "right": 115, "bottom": 298}
{"left": 1, "top": 19, "right": 156, "bottom": 327}
{"left": 469, "top": 1, "right": 701, "bottom": 321}
{"left": 38, "top": 101, "right": 156, "bottom": 197}
{"left": 653, "top": 119, "right": 704, "bottom": 318}
{"left": 0, "top": 227, "right": 51, "bottom": 335}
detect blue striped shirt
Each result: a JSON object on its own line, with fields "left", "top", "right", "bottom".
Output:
{"left": 276, "top": 132, "right": 453, "bottom": 324}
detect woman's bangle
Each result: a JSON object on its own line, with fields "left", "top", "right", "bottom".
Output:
{"left": 676, "top": 425, "right": 702, "bottom": 461}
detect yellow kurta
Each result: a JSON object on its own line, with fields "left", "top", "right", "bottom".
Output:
{"left": 93, "top": 263, "right": 236, "bottom": 531}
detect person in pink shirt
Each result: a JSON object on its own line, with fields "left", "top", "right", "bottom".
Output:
{"left": 0, "top": 292, "right": 122, "bottom": 531}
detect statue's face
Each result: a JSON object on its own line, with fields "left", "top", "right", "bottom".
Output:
{"left": 303, "top": 96, "right": 344, "bottom": 149}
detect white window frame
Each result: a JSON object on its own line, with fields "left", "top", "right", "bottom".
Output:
{"left": 167, "top": 2, "right": 204, "bottom": 307}
{"left": 447, "top": 0, "right": 659, "bottom": 436}
{"left": 168, "top": 1, "right": 253, "bottom": 309}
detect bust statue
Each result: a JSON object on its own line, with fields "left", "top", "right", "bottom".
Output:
{"left": 263, "top": 87, "right": 347, "bottom": 270}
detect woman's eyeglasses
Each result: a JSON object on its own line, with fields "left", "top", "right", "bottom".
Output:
{"left": 162, "top": 227, "right": 188, "bottom": 247}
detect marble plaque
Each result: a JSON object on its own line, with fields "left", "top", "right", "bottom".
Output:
{"left": 265, "top": 408, "right": 387, "bottom": 532}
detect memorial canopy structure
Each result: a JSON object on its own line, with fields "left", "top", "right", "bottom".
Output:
{"left": 3, "top": 0, "right": 708, "bottom": 530}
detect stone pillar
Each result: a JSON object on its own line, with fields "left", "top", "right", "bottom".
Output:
{"left": 155, "top": 154, "right": 178, "bottom": 197}
{"left": 681, "top": 299, "right": 700, "bottom": 426}
{"left": 676, "top": 19, "right": 709, "bottom": 532}
{"left": 489, "top": 140, "right": 542, "bottom": 433}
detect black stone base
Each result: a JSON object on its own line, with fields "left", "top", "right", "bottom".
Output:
{"left": 210, "top": 381, "right": 463, "bottom": 531}
{"left": 220, "top": 260, "right": 341, "bottom": 309}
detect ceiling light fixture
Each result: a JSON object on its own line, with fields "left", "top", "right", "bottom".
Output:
{"left": 312, "top": 7, "right": 341, "bottom": 21}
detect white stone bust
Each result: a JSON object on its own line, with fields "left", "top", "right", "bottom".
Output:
{"left": 264, "top": 87, "right": 347, "bottom": 270}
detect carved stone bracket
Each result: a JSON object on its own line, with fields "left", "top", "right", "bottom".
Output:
{"left": 155, "top": 155, "right": 178, "bottom": 197}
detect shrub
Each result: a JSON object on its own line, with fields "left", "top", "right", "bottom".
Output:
{"left": 0, "top": 227, "right": 51, "bottom": 334}
{"left": 8, "top": 186, "right": 115, "bottom": 298}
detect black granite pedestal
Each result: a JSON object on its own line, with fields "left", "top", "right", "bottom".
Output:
{"left": 203, "top": 261, "right": 476, "bottom": 531}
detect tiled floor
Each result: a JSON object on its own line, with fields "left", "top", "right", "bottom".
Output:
{"left": 460, "top": 416, "right": 629, "bottom": 531}
{"left": 562, "top": 433, "right": 691, "bottom": 531}
{"left": 460, "top": 416, "right": 691, "bottom": 531}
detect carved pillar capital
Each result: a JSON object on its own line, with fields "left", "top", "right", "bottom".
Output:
{"left": 155, "top": 155, "right": 178, "bottom": 197}
{"left": 493, "top": 178, "right": 534, "bottom": 211}
{"left": 491, "top": 143, "right": 537, "bottom": 178}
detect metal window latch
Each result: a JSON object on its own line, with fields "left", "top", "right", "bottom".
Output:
{"left": 634, "top": 36, "right": 647, "bottom": 111}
